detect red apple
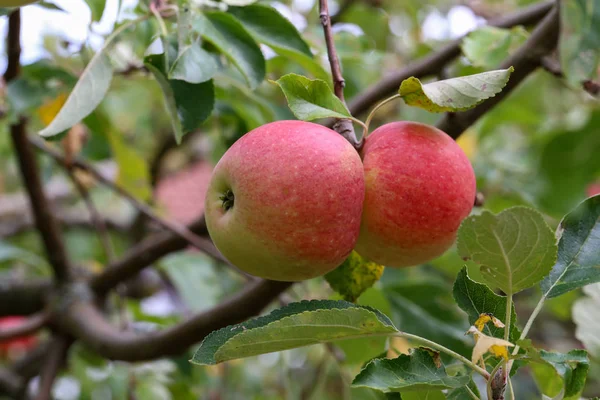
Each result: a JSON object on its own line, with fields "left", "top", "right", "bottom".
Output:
{"left": 355, "top": 121, "right": 476, "bottom": 267}
{"left": 205, "top": 120, "right": 365, "bottom": 281}
{"left": 0, "top": 316, "right": 38, "bottom": 359}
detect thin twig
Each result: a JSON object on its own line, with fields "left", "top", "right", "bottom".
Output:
{"left": 35, "top": 336, "right": 72, "bottom": 400}
{"left": 319, "top": 0, "right": 360, "bottom": 147}
{"left": 540, "top": 56, "right": 599, "bottom": 96}
{"left": 29, "top": 135, "right": 227, "bottom": 265}
{"left": 0, "top": 311, "right": 50, "bottom": 342}
{"left": 66, "top": 170, "right": 116, "bottom": 262}
{"left": 5, "top": 10, "right": 73, "bottom": 283}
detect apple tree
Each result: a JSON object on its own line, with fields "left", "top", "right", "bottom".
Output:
{"left": 0, "top": 0, "right": 599, "bottom": 399}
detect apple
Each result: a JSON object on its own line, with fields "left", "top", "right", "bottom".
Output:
{"left": 0, "top": 0, "right": 38, "bottom": 6}
{"left": 586, "top": 181, "right": 600, "bottom": 197}
{"left": 0, "top": 316, "right": 38, "bottom": 360}
{"left": 355, "top": 121, "right": 476, "bottom": 267}
{"left": 205, "top": 120, "right": 365, "bottom": 281}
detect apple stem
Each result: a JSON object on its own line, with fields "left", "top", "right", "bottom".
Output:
{"left": 364, "top": 94, "right": 401, "bottom": 138}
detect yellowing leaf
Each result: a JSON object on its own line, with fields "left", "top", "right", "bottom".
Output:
{"left": 467, "top": 326, "right": 514, "bottom": 364}
{"left": 325, "top": 251, "right": 385, "bottom": 302}
{"left": 474, "top": 313, "right": 505, "bottom": 332}
{"left": 37, "top": 92, "right": 68, "bottom": 125}
{"left": 456, "top": 129, "right": 477, "bottom": 159}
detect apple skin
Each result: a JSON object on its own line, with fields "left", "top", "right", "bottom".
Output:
{"left": 0, "top": 316, "right": 38, "bottom": 358}
{"left": 0, "top": 0, "right": 38, "bottom": 6}
{"left": 205, "top": 120, "right": 365, "bottom": 281}
{"left": 355, "top": 121, "right": 476, "bottom": 267}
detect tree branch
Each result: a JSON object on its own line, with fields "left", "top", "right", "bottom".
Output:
{"left": 56, "top": 279, "right": 292, "bottom": 361}
{"left": 29, "top": 135, "right": 226, "bottom": 265}
{"left": 5, "top": 11, "right": 73, "bottom": 282}
{"left": 540, "top": 56, "right": 600, "bottom": 96}
{"left": 347, "top": 0, "right": 554, "bottom": 119}
{"left": 0, "top": 311, "right": 49, "bottom": 342}
{"left": 90, "top": 216, "right": 209, "bottom": 294}
{"left": 35, "top": 336, "right": 72, "bottom": 400}
{"left": 0, "top": 279, "right": 52, "bottom": 317}
{"left": 319, "top": 0, "right": 360, "bottom": 147}
{"left": 436, "top": 5, "right": 560, "bottom": 138}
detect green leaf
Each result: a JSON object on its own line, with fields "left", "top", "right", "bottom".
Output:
{"left": 0, "top": 241, "right": 49, "bottom": 271}
{"left": 334, "top": 288, "right": 393, "bottom": 365}
{"left": 530, "top": 349, "right": 589, "bottom": 399}
{"left": 85, "top": 0, "right": 106, "bottom": 22}
{"left": 573, "top": 283, "right": 600, "bottom": 356}
{"left": 462, "top": 26, "right": 529, "bottom": 69}
{"left": 325, "top": 251, "right": 385, "bottom": 302}
{"left": 457, "top": 206, "right": 557, "bottom": 294}
{"left": 398, "top": 68, "right": 514, "bottom": 113}
{"left": 37, "top": 1, "right": 66, "bottom": 12}
{"left": 272, "top": 73, "right": 351, "bottom": 121}
{"left": 446, "top": 380, "right": 481, "bottom": 400}
{"left": 105, "top": 128, "right": 152, "bottom": 202}
{"left": 351, "top": 348, "right": 470, "bottom": 393}
{"left": 542, "top": 195, "right": 600, "bottom": 298}
{"left": 559, "top": 0, "right": 600, "bottom": 86}
{"left": 195, "top": 12, "right": 265, "bottom": 89}
{"left": 144, "top": 51, "right": 214, "bottom": 143}
{"left": 190, "top": 300, "right": 397, "bottom": 365}
{"left": 227, "top": 5, "right": 311, "bottom": 57}
{"left": 0, "top": 8, "right": 16, "bottom": 16}
{"left": 223, "top": 0, "right": 257, "bottom": 5}
{"left": 38, "top": 53, "right": 112, "bottom": 138}
{"left": 169, "top": 42, "right": 218, "bottom": 84}
{"left": 402, "top": 391, "right": 445, "bottom": 400}
{"left": 383, "top": 279, "right": 471, "bottom": 358}
{"left": 452, "top": 267, "right": 520, "bottom": 342}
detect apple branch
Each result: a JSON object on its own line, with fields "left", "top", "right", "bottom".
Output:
{"left": 0, "top": 311, "right": 50, "bottom": 342}
{"left": 436, "top": 5, "right": 560, "bottom": 138}
{"left": 347, "top": 0, "right": 554, "bottom": 120}
{"left": 319, "top": 0, "right": 360, "bottom": 147}
{"left": 0, "top": 279, "right": 51, "bottom": 317}
{"left": 35, "top": 336, "right": 73, "bottom": 400}
{"left": 5, "top": 10, "right": 73, "bottom": 282}
{"left": 540, "top": 56, "right": 600, "bottom": 96}
{"left": 55, "top": 279, "right": 291, "bottom": 361}
{"left": 29, "top": 135, "right": 227, "bottom": 265}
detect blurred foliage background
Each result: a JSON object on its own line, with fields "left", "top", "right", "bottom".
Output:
{"left": 0, "top": 0, "right": 599, "bottom": 399}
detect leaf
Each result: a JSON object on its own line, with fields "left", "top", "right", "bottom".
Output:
{"left": 106, "top": 129, "right": 152, "bottom": 202}
{"left": 272, "top": 73, "right": 351, "bottom": 121}
{"left": 466, "top": 327, "right": 514, "bottom": 364}
{"left": 452, "top": 267, "right": 520, "bottom": 342}
{"left": 462, "top": 26, "right": 528, "bottom": 69}
{"left": 351, "top": 348, "right": 470, "bottom": 393}
{"left": 541, "top": 195, "right": 600, "bottom": 298}
{"left": 398, "top": 68, "right": 514, "bottom": 113}
{"left": 325, "top": 251, "right": 385, "bottom": 302}
{"left": 530, "top": 349, "right": 589, "bottom": 399}
{"left": 223, "top": 0, "right": 257, "bottom": 5}
{"left": 0, "top": 8, "right": 16, "bottom": 16}
{"left": 559, "top": 0, "right": 600, "bottom": 86}
{"left": 195, "top": 11, "right": 265, "bottom": 89}
{"left": 169, "top": 42, "right": 218, "bottom": 84}
{"left": 227, "top": 4, "right": 312, "bottom": 57}
{"left": 145, "top": 51, "right": 214, "bottom": 143}
{"left": 85, "top": 0, "right": 106, "bottom": 21}
{"left": 0, "top": 241, "right": 49, "bottom": 271}
{"left": 573, "top": 283, "right": 600, "bottom": 356}
{"left": 384, "top": 278, "right": 472, "bottom": 358}
{"left": 37, "top": 1, "right": 66, "bottom": 12}
{"left": 457, "top": 206, "right": 557, "bottom": 294}
{"left": 37, "top": 92, "right": 68, "bottom": 125}
{"left": 190, "top": 300, "right": 397, "bottom": 365}
{"left": 446, "top": 380, "right": 481, "bottom": 400}
{"left": 39, "top": 53, "right": 112, "bottom": 138}
{"left": 402, "top": 391, "right": 445, "bottom": 400}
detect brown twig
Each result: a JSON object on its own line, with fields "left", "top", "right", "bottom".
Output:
{"left": 0, "top": 279, "right": 52, "bottom": 317}
{"left": 0, "top": 311, "right": 50, "bottom": 342}
{"left": 29, "top": 135, "right": 227, "bottom": 265}
{"left": 436, "top": 5, "right": 560, "bottom": 138}
{"left": 319, "top": 0, "right": 360, "bottom": 148}
{"left": 66, "top": 170, "right": 116, "bottom": 262}
{"left": 55, "top": 279, "right": 292, "bottom": 361}
{"left": 5, "top": 11, "right": 73, "bottom": 283}
{"left": 540, "top": 56, "right": 600, "bottom": 96}
{"left": 35, "top": 336, "right": 73, "bottom": 400}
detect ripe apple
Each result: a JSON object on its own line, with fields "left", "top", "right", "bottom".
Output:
{"left": 0, "top": 316, "right": 38, "bottom": 360}
{"left": 205, "top": 120, "right": 365, "bottom": 281}
{"left": 355, "top": 121, "right": 476, "bottom": 267}
{"left": 0, "top": 0, "right": 38, "bottom": 6}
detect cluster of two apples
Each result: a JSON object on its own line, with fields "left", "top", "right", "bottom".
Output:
{"left": 205, "top": 120, "right": 476, "bottom": 281}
